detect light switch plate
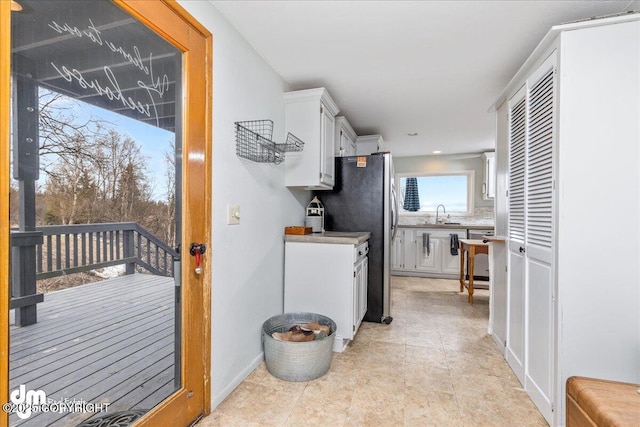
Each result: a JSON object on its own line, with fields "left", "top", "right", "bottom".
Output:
{"left": 227, "top": 204, "right": 240, "bottom": 225}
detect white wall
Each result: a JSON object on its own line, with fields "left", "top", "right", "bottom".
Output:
{"left": 558, "top": 19, "right": 640, "bottom": 388}
{"left": 177, "top": 1, "right": 308, "bottom": 409}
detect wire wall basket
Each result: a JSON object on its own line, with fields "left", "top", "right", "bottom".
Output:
{"left": 235, "top": 120, "right": 304, "bottom": 165}
{"left": 279, "top": 132, "right": 305, "bottom": 153}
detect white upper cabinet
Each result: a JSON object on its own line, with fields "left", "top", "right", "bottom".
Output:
{"left": 356, "top": 134, "right": 384, "bottom": 155}
{"left": 482, "top": 152, "right": 496, "bottom": 200}
{"left": 335, "top": 116, "right": 357, "bottom": 157}
{"left": 285, "top": 88, "right": 340, "bottom": 189}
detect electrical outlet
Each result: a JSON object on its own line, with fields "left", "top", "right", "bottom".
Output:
{"left": 227, "top": 204, "right": 240, "bottom": 225}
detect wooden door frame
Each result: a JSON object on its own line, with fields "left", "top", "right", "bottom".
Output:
{"left": 0, "top": 1, "right": 212, "bottom": 425}
{"left": 0, "top": 2, "right": 10, "bottom": 426}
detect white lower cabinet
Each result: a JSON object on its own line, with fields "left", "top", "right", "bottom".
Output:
{"left": 391, "top": 230, "right": 405, "bottom": 270}
{"left": 284, "top": 240, "right": 368, "bottom": 352}
{"left": 392, "top": 228, "right": 465, "bottom": 277}
{"left": 442, "top": 239, "right": 463, "bottom": 275}
{"left": 414, "top": 229, "right": 438, "bottom": 273}
{"left": 354, "top": 256, "right": 368, "bottom": 331}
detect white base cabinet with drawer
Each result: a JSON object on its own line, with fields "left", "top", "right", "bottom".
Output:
{"left": 284, "top": 240, "right": 368, "bottom": 352}
{"left": 392, "top": 228, "right": 465, "bottom": 278}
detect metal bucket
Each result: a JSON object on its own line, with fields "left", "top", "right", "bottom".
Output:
{"left": 262, "top": 312, "right": 336, "bottom": 382}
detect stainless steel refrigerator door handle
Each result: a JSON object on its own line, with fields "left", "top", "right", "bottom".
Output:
{"left": 391, "top": 186, "right": 399, "bottom": 242}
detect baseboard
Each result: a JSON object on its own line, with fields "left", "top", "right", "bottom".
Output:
{"left": 505, "top": 347, "right": 525, "bottom": 385}
{"left": 391, "top": 271, "right": 458, "bottom": 279}
{"left": 210, "top": 352, "right": 264, "bottom": 410}
{"left": 491, "top": 333, "right": 505, "bottom": 354}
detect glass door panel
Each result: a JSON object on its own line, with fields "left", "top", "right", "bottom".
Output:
{"left": 8, "top": 1, "right": 184, "bottom": 425}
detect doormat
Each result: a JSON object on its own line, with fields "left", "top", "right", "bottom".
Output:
{"left": 75, "top": 410, "right": 148, "bottom": 427}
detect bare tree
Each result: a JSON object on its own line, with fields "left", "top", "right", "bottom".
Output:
{"left": 36, "top": 90, "right": 174, "bottom": 246}
{"left": 38, "top": 89, "right": 110, "bottom": 180}
{"left": 43, "top": 127, "right": 154, "bottom": 225}
{"left": 162, "top": 141, "right": 176, "bottom": 246}
{"left": 44, "top": 134, "right": 95, "bottom": 224}
{"left": 94, "top": 130, "right": 151, "bottom": 222}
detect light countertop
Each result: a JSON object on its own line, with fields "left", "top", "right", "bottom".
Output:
{"left": 459, "top": 238, "right": 490, "bottom": 246}
{"left": 284, "top": 231, "right": 371, "bottom": 245}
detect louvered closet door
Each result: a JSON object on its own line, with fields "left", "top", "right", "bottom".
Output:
{"left": 525, "top": 54, "right": 556, "bottom": 425}
{"left": 506, "top": 86, "right": 527, "bottom": 383}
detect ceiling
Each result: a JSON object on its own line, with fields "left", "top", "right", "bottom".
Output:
{"left": 212, "top": 0, "right": 637, "bottom": 157}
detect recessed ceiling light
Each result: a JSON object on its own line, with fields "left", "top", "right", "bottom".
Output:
{"left": 407, "top": 132, "right": 418, "bottom": 136}
{"left": 433, "top": 150, "right": 442, "bottom": 154}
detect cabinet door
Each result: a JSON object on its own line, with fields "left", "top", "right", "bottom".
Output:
{"left": 507, "top": 247, "right": 526, "bottom": 382}
{"left": 507, "top": 85, "right": 527, "bottom": 384}
{"left": 441, "top": 233, "right": 464, "bottom": 274}
{"left": 352, "top": 265, "right": 359, "bottom": 338}
{"left": 484, "top": 152, "right": 496, "bottom": 199}
{"left": 402, "top": 229, "right": 416, "bottom": 270}
{"left": 359, "top": 257, "right": 368, "bottom": 322}
{"left": 347, "top": 138, "right": 356, "bottom": 156}
{"left": 353, "top": 257, "right": 367, "bottom": 335}
{"left": 524, "top": 57, "right": 556, "bottom": 424}
{"left": 284, "top": 88, "right": 338, "bottom": 189}
{"left": 391, "top": 230, "right": 405, "bottom": 270}
{"left": 336, "top": 129, "right": 355, "bottom": 157}
{"left": 320, "top": 104, "right": 335, "bottom": 186}
{"left": 335, "top": 128, "right": 346, "bottom": 157}
{"left": 335, "top": 129, "right": 343, "bottom": 156}
{"left": 414, "top": 231, "right": 439, "bottom": 272}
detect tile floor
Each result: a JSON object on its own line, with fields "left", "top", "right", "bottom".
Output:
{"left": 197, "top": 276, "right": 548, "bottom": 427}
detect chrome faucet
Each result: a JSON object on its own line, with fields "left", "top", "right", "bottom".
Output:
{"left": 435, "top": 204, "right": 446, "bottom": 224}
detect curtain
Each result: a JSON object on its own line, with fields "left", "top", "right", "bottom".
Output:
{"left": 403, "top": 177, "right": 420, "bottom": 211}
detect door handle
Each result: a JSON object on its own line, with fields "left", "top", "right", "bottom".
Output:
{"left": 190, "top": 243, "right": 207, "bottom": 274}
{"left": 189, "top": 243, "right": 207, "bottom": 255}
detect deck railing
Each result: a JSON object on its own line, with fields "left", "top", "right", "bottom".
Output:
{"left": 10, "top": 222, "right": 179, "bottom": 326}
{"left": 33, "top": 222, "right": 178, "bottom": 278}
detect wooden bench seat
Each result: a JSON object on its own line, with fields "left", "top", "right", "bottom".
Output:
{"left": 566, "top": 376, "right": 640, "bottom": 427}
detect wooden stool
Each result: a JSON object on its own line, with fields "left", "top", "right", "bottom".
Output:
{"left": 458, "top": 239, "right": 489, "bottom": 304}
{"left": 566, "top": 376, "right": 640, "bottom": 426}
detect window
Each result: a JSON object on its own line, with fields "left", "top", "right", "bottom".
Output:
{"left": 398, "top": 171, "right": 474, "bottom": 215}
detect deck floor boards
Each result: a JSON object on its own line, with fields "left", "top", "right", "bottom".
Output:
{"left": 9, "top": 274, "right": 177, "bottom": 427}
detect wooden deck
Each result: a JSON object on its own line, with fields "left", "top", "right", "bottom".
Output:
{"left": 9, "top": 274, "right": 176, "bottom": 427}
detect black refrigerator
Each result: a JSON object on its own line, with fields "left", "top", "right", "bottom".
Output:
{"left": 314, "top": 153, "right": 397, "bottom": 324}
